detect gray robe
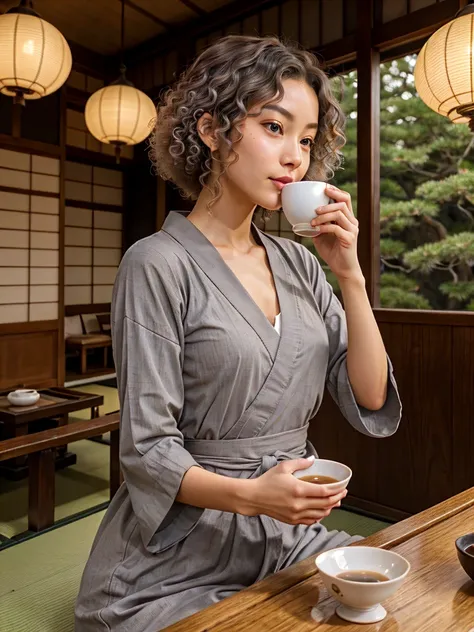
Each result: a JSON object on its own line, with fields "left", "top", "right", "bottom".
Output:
{"left": 75, "top": 212, "right": 402, "bottom": 631}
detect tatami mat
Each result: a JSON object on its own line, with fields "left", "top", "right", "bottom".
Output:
{"left": 0, "top": 511, "right": 105, "bottom": 632}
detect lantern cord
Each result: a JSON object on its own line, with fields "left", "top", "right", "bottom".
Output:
{"left": 120, "top": 0, "right": 125, "bottom": 74}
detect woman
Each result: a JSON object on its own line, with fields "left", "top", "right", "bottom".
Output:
{"left": 75, "top": 35, "right": 401, "bottom": 631}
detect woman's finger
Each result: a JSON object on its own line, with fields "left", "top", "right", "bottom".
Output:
{"left": 315, "top": 202, "right": 358, "bottom": 227}
{"left": 313, "top": 223, "right": 356, "bottom": 248}
{"left": 325, "top": 184, "right": 354, "bottom": 214}
{"left": 312, "top": 209, "right": 357, "bottom": 233}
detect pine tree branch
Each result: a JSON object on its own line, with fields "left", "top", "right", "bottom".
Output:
{"left": 381, "top": 259, "right": 409, "bottom": 273}
{"left": 457, "top": 137, "right": 474, "bottom": 169}
{"left": 408, "top": 163, "right": 440, "bottom": 178}
{"left": 422, "top": 215, "right": 448, "bottom": 239}
{"left": 457, "top": 201, "right": 474, "bottom": 226}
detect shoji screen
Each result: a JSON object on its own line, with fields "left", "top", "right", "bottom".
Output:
{"left": 64, "top": 162, "right": 123, "bottom": 307}
{"left": 0, "top": 148, "right": 60, "bottom": 324}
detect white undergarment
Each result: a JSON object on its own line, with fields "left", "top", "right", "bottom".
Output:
{"left": 273, "top": 312, "right": 281, "bottom": 335}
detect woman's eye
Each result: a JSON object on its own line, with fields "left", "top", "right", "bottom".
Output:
{"left": 301, "top": 138, "right": 314, "bottom": 148}
{"left": 265, "top": 122, "right": 282, "bottom": 134}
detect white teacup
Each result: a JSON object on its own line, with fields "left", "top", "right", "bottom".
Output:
{"left": 281, "top": 180, "right": 330, "bottom": 237}
{"left": 315, "top": 546, "right": 410, "bottom": 623}
{"left": 293, "top": 458, "right": 352, "bottom": 494}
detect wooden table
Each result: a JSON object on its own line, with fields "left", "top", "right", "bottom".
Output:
{"left": 0, "top": 387, "right": 103, "bottom": 479}
{"left": 164, "top": 488, "right": 474, "bottom": 632}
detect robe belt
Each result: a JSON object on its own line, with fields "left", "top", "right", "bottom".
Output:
{"left": 183, "top": 423, "right": 312, "bottom": 473}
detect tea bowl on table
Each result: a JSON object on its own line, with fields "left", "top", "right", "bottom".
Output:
{"left": 456, "top": 533, "right": 474, "bottom": 581}
{"left": 315, "top": 546, "right": 411, "bottom": 624}
{"left": 7, "top": 389, "right": 40, "bottom": 406}
{"left": 292, "top": 458, "right": 352, "bottom": 494}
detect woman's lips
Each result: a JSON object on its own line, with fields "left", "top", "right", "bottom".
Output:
{"left": 270, "top": 179, "right": 290, "bottom": 191}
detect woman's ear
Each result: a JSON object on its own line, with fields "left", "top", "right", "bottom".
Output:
{"left": 197, "top": 113, "right": 218, "bottom": 152}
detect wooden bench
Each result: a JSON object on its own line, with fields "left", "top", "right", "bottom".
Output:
{"left": 0, "top": 412, "right": 122, "bottom": 533}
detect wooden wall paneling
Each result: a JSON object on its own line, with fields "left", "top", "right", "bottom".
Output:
{"left": 242, "top": 12, "right": 260, "bottom": 36}
{"left": 356, "top": 0, "right": 380, "bottom": 306}
{"left": 321, "top": 0, "right": 344, "bottom": 44}
{"left": 300, "top": 0, "right": 320, "bottom": 49}
{"left": 261, "top": 4, "right": 280, "bottom": 36}
{"left": 0, "top": 326, "right": 58, "bottom": 390}
{"left": 280, "top": 0, "right": 300, "bottom": 43}
{"left": 382, "top": 0, "right": 408, "bottom": 23}
{"left": 419, "top": 325, "right": 453, "bottom": 507}
{"left": 452, "top": 326, "right": 474, "bottom": 493}
{"left": 343, "top": 0, "right": 357, "bottom": 35}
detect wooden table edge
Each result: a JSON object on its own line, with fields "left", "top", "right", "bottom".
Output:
{"left": 162, "top": 486, "right": 474, "bottom": 632}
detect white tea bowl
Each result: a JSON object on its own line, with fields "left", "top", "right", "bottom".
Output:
{"left": 281, "top": 181, "right": 330, "bottom": 236}
{"left": 293, "top": 458, "right": 352, "bottom": 494}
{"left": 315, "top": 546, "right": 410, "bottom": 624}
{"left": 7, "top": 389, "right": 40, "bottom": 406}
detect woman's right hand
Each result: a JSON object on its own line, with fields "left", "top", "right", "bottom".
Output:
{"left": 242, "top": 457, "right": 347, "bottom": 526}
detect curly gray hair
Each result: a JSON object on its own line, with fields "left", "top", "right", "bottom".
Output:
{"left": 150, "top": 35, "right": 346, "bottom": 204}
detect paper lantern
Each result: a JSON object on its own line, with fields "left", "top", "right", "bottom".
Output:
{"left": 0, "top": 1, "right": 72, "bottom": 105}
{"left": 414, "top": 5, "right": 474, "bottom": 129}
{"left": 85, "top": 77, "right": 156, "bottom": 158}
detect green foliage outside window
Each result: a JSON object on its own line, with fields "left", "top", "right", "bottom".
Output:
{"left": 327, "top": 56, "right": 474, "bottom": 311}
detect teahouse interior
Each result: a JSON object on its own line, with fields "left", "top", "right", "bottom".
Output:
{"left": 0, "top": 0, "right": 473, "bottom": 630}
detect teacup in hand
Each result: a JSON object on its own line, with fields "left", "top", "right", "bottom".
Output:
{"left": 281, "top": 181, "right": 330, "bottom": 237}
{"left": 293, "top": 458, "right": 352, "bottom": 495}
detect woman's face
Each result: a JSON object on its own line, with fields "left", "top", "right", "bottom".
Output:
{"left": 222, "top": 78, "right": 320, "bottom": 211}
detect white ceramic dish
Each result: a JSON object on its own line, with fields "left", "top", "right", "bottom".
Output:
{"left": 315, "top": 546, "right": 410, "bottom": 623}
{"left": 293, "top": 458, "right": 352, "bottom": 494}
{"left": 281, "top": 181, "right": 330, "bottom": 237}
{"left": 7, "top": 389, "right": 40, "bottom": 407}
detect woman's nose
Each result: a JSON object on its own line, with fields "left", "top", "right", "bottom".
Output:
{"left": 281, "top": 142, "right": 302, "bottom": 170}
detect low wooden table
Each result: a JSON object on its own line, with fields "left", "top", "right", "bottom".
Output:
{"left": 0, "top": 387, "right": 103, "bottom": 480}
{"left": 164, "top": 488, "right": 474, "bottom": 632}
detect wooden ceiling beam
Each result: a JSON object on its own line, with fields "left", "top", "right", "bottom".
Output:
{"left": 123, "top": 0, "right": 278, "bottom": 65}
{"left": 177, "top": 0, "right": 207, "bottom": 17}
{"left": 373, "top": 0, "right": 459, "bottom": 50}
{"left": 121, "top": 0, "right": 172, "bottom": 30}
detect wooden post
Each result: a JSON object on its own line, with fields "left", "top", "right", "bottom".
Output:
{"left": 356, "top": 0, "right": 380, "bottom": 307}
{"left": 28, "top": 450, "right": 55, "bottom": 532}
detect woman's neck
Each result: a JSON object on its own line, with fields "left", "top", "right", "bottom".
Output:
{"left": 187, "top": 183, "right": 258, "bottom": 252}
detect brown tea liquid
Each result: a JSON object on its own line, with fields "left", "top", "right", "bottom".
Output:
{"left": 337, "top": 570, "right": 389, "bottom": 583}
{"left": 299, "top": 474, "right": 338, "bottom": 485}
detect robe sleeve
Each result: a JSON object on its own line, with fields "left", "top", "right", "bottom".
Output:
{"left": 310, "top": 256, "right": 402, "bottom": 438}
{"left": 111, "top": 241, "right": 199, "bottom": 546}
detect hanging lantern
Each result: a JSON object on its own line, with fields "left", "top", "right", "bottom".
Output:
{"left": 414, "top": 3, "right": 474, "bottom": 130}
{"left": 84, "top": 0, "right": 155, "bottom": 162}
{"left": 85, "top": 69, "right": 156, "bottom": 162}
{"left": 0, "top": 0, "right": 72, "bottom": 106}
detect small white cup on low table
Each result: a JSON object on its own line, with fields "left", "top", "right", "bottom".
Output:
{"left": 281, "top": 180, "right": 330, "bottom": 237}
{"left": 315, "top": 546, "right": 411, "bottom": 623}
{"left": 293, "top": 458, "right": 352, "bottom": 494}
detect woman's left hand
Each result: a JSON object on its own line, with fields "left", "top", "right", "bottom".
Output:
{"left": 311, "top": 184, "right": 362, "bottom": 281}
